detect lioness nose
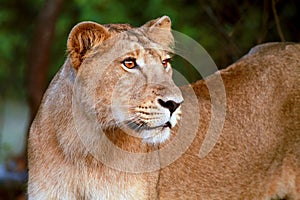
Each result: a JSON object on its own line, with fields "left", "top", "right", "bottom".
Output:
{"left": 158, "top": 99, "right": 181, "bottom": 115}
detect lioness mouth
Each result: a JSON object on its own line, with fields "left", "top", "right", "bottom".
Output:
{"left": 163, "top": 121, "right": 172, "bottom": 129}
{"left": 126, "top": 121, "right": 172, "bottom": 131}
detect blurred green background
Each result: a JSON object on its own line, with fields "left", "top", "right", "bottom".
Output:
{"left": 0, "top": 0, "right": 299, "bottom": 199}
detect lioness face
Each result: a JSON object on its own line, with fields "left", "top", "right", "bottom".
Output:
{"left": 68, "top": 16, "right": 183, "bottom": 144}
{"left": 110, "top": 47, "right": 183, "bottom": 144}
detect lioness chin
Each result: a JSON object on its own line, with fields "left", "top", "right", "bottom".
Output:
{"left": 28, "top": 16, "right": 300, "bottom": 200}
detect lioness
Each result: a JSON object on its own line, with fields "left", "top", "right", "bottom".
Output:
{"left": 28, "top": 16, "right": 300, "bottom": 199}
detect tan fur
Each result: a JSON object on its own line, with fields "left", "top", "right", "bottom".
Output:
{"left": 28, "top": 16, "right": 300, "bottom": 200}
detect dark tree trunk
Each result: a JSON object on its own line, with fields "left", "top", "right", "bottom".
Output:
{"left": 26, "top": 0, "right": 64, "bottom": 124}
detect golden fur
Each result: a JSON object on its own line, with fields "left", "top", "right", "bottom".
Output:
{"left": 28, "top": 16, "right": 300, "bottom": 199}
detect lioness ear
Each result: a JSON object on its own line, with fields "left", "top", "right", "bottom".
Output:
{"left": 143, "top": 15, "right": 172, "bottom": 30}
{"left": 67, "top": 22, "right": 111, "bottom": 70}
{"left": 142, "top": 16, "right": 173, "bottom": 50}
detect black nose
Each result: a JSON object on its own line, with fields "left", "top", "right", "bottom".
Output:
{"left": 158, "top": 99, "right": 181, "bottom": 115}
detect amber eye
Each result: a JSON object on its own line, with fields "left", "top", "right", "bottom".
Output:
{"left": 162, "top": 58, "right": 171, "bottom": 68}
{"left": 122, "top": 58, "right": 137, "bottom": 69}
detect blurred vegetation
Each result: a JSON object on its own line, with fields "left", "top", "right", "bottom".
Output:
{"left": 0, "top": 0, "right": 299, "bottom": 99}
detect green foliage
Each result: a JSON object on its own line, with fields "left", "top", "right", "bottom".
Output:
{"left": 0, "top": 0, "right": 40, "bottom": 97}
{"left": 0, "top": 0, "right": 299, "bottom": 96}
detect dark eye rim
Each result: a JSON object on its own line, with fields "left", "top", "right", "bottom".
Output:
{"left": 162, "top": 58, "right": 172, "bottom": 67}
{"left": 121, "top": 57, "right": 138, "bottom": 69}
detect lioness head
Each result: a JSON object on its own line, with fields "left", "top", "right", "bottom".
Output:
{"left": 67, "top": 16, "right": 183, "bottom": 145}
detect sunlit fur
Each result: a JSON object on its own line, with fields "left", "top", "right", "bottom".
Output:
{"left": 28, "top": 15, "right": 300, "bottom": 200}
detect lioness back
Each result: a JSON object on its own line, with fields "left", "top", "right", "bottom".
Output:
{"left": 28, "top": 15, "right": 300, "bottom": 200}
{"left": 158, "top": 42, "right": 300, "bottom": 199}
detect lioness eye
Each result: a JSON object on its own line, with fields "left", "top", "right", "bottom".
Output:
{"left": 162, "top": 58, "right": 171, "bottom": 68}
{"left": 122, "top": 58, "right": 137, "bottom": 69}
